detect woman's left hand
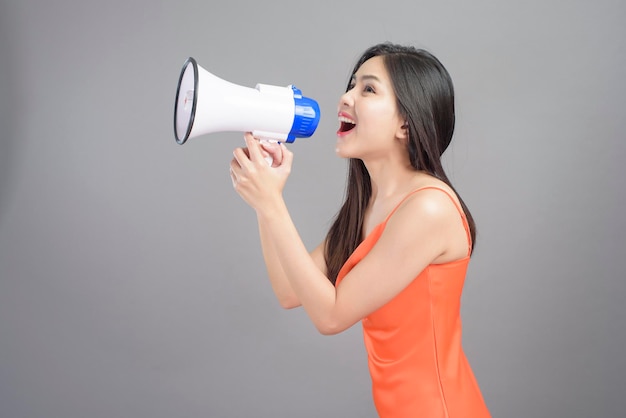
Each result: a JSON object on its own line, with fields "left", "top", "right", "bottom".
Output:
{"left": 229, "top": 132, "right": 294, "bottom": 213}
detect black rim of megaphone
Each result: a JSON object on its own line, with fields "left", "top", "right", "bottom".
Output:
{"left": 174, "top": 57, "right": 198, "bottom": 145}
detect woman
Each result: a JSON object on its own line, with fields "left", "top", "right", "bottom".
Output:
{"left": 229, "top": 43, "right": 491, "bottom": 417}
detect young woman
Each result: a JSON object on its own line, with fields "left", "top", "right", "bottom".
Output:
{"left": 229, "top": 43, "right": 491, "bottom": 418}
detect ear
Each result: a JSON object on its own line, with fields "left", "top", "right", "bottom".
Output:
{"left": 395, "top": 121, "right": 409, "bottom": 141}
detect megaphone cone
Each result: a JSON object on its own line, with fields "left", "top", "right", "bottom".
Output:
{"left": 174, "top": 57, "right": 320, "bottom": 145}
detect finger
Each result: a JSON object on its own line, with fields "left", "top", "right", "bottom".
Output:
{"left": 243, "top": 133, "right": 265, "bottom": 163}
{"left": 229, "top": 157, "right": 241, "bottom": 177}
{"left": 230, "top": 158, "right": 241, "bottom": 176}
{"left": 229, "top": 156, "right": 239, "bottom": 183}
{"left": 259, "top": 145, "right": 271, "bottom": 159}
{"left": 232, "top": 147, "right": 252, "bottom": 170}
{"left": 229, "top": 166, "right": 237, "bottom": 188}
{"left": 260, "top": 141, "right": 283, "bottom": 166}
{"left": 280, "top": 143, "right": 294, "bottom": 167}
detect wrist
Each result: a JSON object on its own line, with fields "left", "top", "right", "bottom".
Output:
{"left": 255, "top": 195, "right": 288, "bottom": 221}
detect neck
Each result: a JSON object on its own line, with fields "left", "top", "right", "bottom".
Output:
{"left": 363, "top": 155, "right": 420, "bottom": 201}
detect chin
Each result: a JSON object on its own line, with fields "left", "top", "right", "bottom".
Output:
{"left": 334, "top": 144, "right": 353, "bottom": 159}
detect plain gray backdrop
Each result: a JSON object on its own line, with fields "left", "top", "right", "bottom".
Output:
{"left": 1, "top": 0, "right": 625, "bottom": 417}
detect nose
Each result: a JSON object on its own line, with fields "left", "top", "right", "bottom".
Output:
{"left": 338, "top": 89, "right": 354, "bottom": 110}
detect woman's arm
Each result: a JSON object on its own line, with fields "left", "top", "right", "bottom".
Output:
{"left": 231, "top": 135, "right": 453, "bottom": 334}
{"left": 255, "top": 191, "right": 451, "bottom": 335}
{"left": 258, "top": 219, "right": 326, "bottom": 309}
{"left": 249, "top": 138, "right": 327, "bottom": 309}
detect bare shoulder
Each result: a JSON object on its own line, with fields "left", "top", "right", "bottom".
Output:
{"left": 391, "top": 176, "right": 461, "bottom": 217}
{"left": 390, "top": 186, "right": 460, "bottom": 231}
{"left": 383, "top": 180, "right": 468, "bottom": 263}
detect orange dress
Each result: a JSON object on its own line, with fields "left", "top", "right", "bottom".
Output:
{"left": 335, "top": 187, "right": 491, "bottom": 418}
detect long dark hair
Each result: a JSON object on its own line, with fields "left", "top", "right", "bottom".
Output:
{"left": 324, "top": 43, "right": 476, "bottom": 284}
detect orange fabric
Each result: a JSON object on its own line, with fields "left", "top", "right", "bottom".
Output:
{"left": 336, "top": 187, "right": 490, "bottom": 418}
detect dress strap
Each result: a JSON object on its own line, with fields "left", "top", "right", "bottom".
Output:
{"left": 383, "top": 186, "right": 472, "bottom": 257}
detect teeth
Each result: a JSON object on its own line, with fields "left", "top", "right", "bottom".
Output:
{"left": 338, "top": 116, "right": 356, "bottom": 124}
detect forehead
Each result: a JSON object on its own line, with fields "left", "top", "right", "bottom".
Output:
{"left": 353, "top": 55, "right": 389, "bottom": 82}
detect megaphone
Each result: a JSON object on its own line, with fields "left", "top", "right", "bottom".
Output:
{"left": 174, "top": 57, "right": 321, "bottom": 145}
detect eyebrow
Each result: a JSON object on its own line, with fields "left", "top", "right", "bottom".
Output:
{"left": 350, "top": 74, "right": 382, "bottom": 83}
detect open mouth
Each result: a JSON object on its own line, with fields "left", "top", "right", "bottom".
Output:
{"left": 338, "top": 115, "right": 356, "bottom": 134}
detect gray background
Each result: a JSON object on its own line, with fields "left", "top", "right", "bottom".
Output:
{"left": 1, "top": 0, "right": 624, "bottom": 417}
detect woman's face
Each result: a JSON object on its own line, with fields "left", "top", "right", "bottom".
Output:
{"left": 335, "top": 55, "right": 405, "bottom": 160}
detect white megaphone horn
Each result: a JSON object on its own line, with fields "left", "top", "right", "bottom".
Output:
{"left": 174, "top": 57, "right": 321, "bottom": 145}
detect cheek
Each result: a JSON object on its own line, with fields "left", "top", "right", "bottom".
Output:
{"left": 363, "top": 101, "right": 398, "bottom": 125}
{"left": 360, "top": 112, "right": 398, "bottom": 137}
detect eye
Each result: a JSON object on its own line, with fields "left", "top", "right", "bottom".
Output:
{"left": 363, "top": 85, "right": 375, "bottom": 94}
